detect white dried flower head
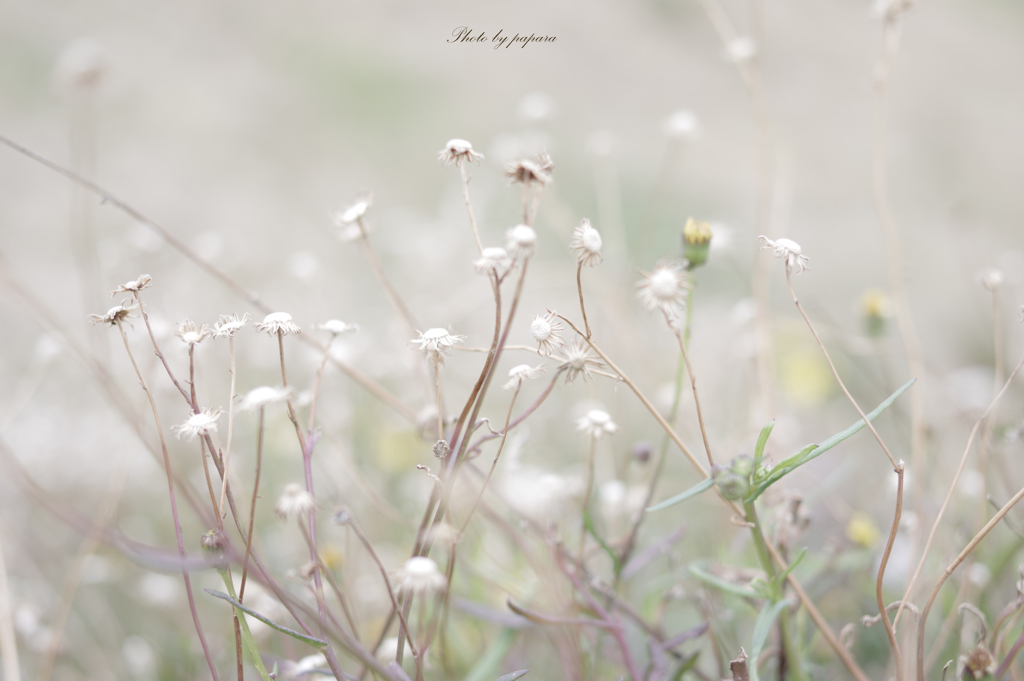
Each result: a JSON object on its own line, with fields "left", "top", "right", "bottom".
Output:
{"left": 557, "top": 339, "right": 604, "bottom": 384}
{"left": 979, "top": 269, "right": 1004, "bottom": 291}
{"left": 663, "top": 110, "right": 701, "bottom": 140}
{"left": 757, "top": 236, "right": 810, "bottom": 274}
{"left": 214, "top": 313, "right": 252, "bottom": 338}
{"left": 503, "top": 364, "right": 545, "bottom": 391}
{"left": 254, "top": 311, "right": 301, "bottom": 336}
{"left": 530, "top": 311, "right": 565, "bottom": 356}
{"left": 238, "top": 385, "right": 293, "bottom": 411}
{"left": 473, "top": 247, "right": 512, "bottom": 276}
{"left": 111, "top": 274, "right": 152, "bottom": 296}
{"left": 176, "top": 320, "right": 211, "bottom": 346}
{"left": 570, "top": 219, "right": 603, "bottom": 267}
{"left": 89, "top": 300, "right": 136, "bottom": 326}
{"left": 333, "top": 194, "right": 372, "bottom": 226}
{"left": 637, "top": 263, "right": 691, "bottom": 315}
{"left": 317, "top": 319, "right": 359, "bottom": 335}
{"left": 505, "top": 224, "right": 538, "bottom": 259}
{"left": 276, "top": 483, "right": 315, "bottom": 519}
{"left": 536, "top": 150, "right": 555, "bottom": 175}
{"left": 576, "top": 409, "right": 618, "bottom": 439}
{"left": 505, "top": 157, "right": 551, "bottom": 187}
{"left": 56, "top": 38, "right": 106, "bottom": 90}
{"left": 438, "top": 138, "right": 483, "bottom": 166}
{"left": 172, "top": 408, "right": 222, "bottom": 440}
{"left": 432, "top": 440, "right": 451, "bottom": 459}
{"left": 393, "top": 557, "right": 446, "bottom": 595}
{"left": 410, "top": 328, "right": 465, "bottom": 365}
{"left": 725, "top": 36, "right": 757, "bottom": 62}
{"left": 427, "top": 522, "right": 462, "bottom": 547}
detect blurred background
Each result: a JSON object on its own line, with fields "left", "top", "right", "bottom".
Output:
{"left": 1, "top": 0, "right": 1024, "bottom": 679}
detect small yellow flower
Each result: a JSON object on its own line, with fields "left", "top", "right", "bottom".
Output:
{"left": 847, "top": 512, "right": 880, "bottom": 548}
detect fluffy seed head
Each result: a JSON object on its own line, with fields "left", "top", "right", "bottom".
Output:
{"left": 502, "top": 364, "right": 545, "bottom": 391}
{"left": 173, "top": 408, "right": 222, "bottom": 440}
{"left": 530, "top": 311, "right": 565, "bottom": 356}
{"left": 438, "top": 139, "right": 483, "bottom": 166}
{"left": 576, "top": 409, "right": 618, "bottom": 439}
{"left": 637, "top": 263, "right": 691, "bottom": 316}
{"left": 393, "top": 557, "right": 446, "bottom": 595}
{"left": 317, "top": 319, "right": 359, "bottom": 335}
{"left": 276, "top": 483, "right": 315, "bottom": 519}
{"left": 89, "top": 300, "right": 136, "bottom": 326}
{"left": 238, "top": 385, "right": 293, "bottom": 411}
{"left": 505, "top": 224, "right": 538, "bottom": 259}
{"left": 473, "top": 247, "right": 512, "bottom": 276}
{"left": 410, "top": 328, "right": 465, "bottom": 365}
{"left": 663, "top": 110, "right": 701, "bottom": 140}
{"left": 570, "top": 219, "right": 603, "bottom": 267}
{"left": 757, "top": 236, "right": 810, "bottom": 274}
{"left": 333, "top": 194, "right": 372, "bottom": 226}
{"left": 254, "top": 311, "right": 301, "bottom": 336}
{"left": 557, "top": 339, "right": 604, "bottom": 384}
{"left": 505, "top": 157, "right": 552, "bottom": 187}
{"left": 214, "top": 313, "right": 252, "bottom": 338}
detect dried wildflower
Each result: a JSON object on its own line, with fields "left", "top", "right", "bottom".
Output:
{"left": 536, "top": 150, "right": 554, "bottom": 174}
{"left": 979, "top": 268, "right": 1004, "bottom": 291}
{"left": 432, "top": 440, "right": 451, "bottom": 459}
{"left": 576, "top": 409, "right": 618, "bottom": 439}
{"left": 254, "top": 311, "right": 301, "bottom": 336}
{"left": 557, "top": 339, "right": 603, "bottom": 384}
{"left": 238, "top": 385, "right": 293, "bottom": 411}
{"left": 663, "top": 110, "right": 701, "bottom": 141}
{"left": 317, "top": 319, "right": 359, "bottom": 335}
{"left": 473, "top": 247, "right": 512, "bottom": 276}
{"left": 637, "top": 263, "right": 691, "bottom": 316}
{"left": 505, "top": 157, "right": 552, "bottom": 187}
{"left": 393, "top": 556, "right": 446, "bottom": 595}
{"left": 176, "top": 320, "right": 211, "bottom": 346}
{"left": 570, "top": 219, "right": 603, "bottom": 267}
{"left": 531, "top": 311, "right": 565, "bottom": 356}
{"left": 89, "top": 300, "right": 136, "bottom": 326}
{"left": 410, "top": 328, "right": 465, "bottom": 365}
{"left": 213, "top": 313, "right": 251, "bottom": 338}
{"left": 111, "top": 274, "right": 152, "bottom": 296}
{"left": 438, "top": 138, "right": 483, "bottom": 166}
{"left": 682, "top": 218, "right": 713, "bottom": 267}
{"left": 506, "top": 224, "right": 538, "bottom": 259}
{"left": 961, "top": 643, "right": 997, "bottom": 680}
{"left": 502, "top": 364, "right": 545, "bottom": 391}
{"left": 276, "top": 483, "right": 315, "bottom": 519}
{"left": 846, "top": 512, "right": 880, "bottom": 548}
{"left": 173, "top": 408, "right": 222, "bottom": 440}
{"left": 333, "top": 194, "right": 372, "bottom": 226}
{"left": 199, "top": 529, "right": 227, "bottom": 566}
{"left": 757, "top": 236, "right": 810, "bottom": 275}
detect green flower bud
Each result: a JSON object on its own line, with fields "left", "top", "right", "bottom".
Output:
{"left": 682, "top": 218, "right": 712, "bottom": 269}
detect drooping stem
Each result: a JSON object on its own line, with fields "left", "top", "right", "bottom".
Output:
{"left": 576, "top": 262, "right": 591, "bottom": 338}
{"left": 115, "top": 321, "right": 219, "bottom": 681}
{"left": 459, "top": 161, "right": 483, "bottom": 254}
{"left": 671, "top": 318, "right": 713, "bottom": 468}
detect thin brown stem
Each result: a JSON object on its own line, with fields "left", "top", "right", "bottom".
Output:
{"left": 218, "top": 337, "right": 238, "bottom": 521}
{"left": 115, "top": 321, "right": 219, "bottom": 681}
{"left": 576, "top": 262, "right": 591, "bottom": 338}
{"left": 877, "top": 465, "right": 905, "bottom": 681}
{"left": 434, "top": 361, "right": 444, "bottom": 441}
{"left": 671, "top": 321, "right": 713, "bottom": 468}
{"left": 458, "top": 161, "right": 483, "bottom": 254}
{"left": 238, "top": 406, "right": 264, "bottom": 602}
{"left": 458, "top": 387, "right": 519, "bottom": 533}
{"left": 355, "top": 216, "right": 419, "bottom": 337}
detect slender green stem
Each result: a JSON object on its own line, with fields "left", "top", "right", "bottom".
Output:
{"left": 219, "top": 571, "right": 271, "bottom": 681}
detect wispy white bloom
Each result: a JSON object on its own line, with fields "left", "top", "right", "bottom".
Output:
{"left": 176, "top": 320, "right": 211, "bottom": 346}
{"left": 557, "top": 339, "right": 604, "bottom": 384}
{"left": 214, "top": 313, "right": 252, "bottom": 338}
{"left": 393, "top": 557, "right": 446, "bottom": 595}
{"left": 503, "top": 364, "right": 545, "bottom": 391}
{"left": 317, "top": 319, "right": 359, "bottom": 335}
{"left": 979, "top": 269, "right": 1004, "bottom": 291}
{"left": 757, "top": 236, "right": 810, "bottom": 275}
{"left": 725, "top": 36, "right": 757, "bottom": 62}
{"left": 570, "top": 219, "right": 603, "bottom": 267}
{"left": 637, "top": 263, "right": 691, "bottom": 316}
{"left": 238, "top": 385, "right": 293, "bottom": 412}
{"left": 663, "top": 110, "right": 701, "bottom": 140}
{"left": 111, "top": 274, "right": 152, "bottom": 297}
{"left": 438, "top": 139, "right": 483, "bottom": 166}
{"left": 89, "top": 300, "right": 136, "bottom": 326}
{"left": 276, "top": 483, "right": 315, "bottom": 519}
{"left": 576, "top": 409, "right": 618, "bottom": 439}
{"left": 473, "top": 247, "right": 512, "bottom": 276}
{"left": 56, "top": 38, "right": 106, "bottom": 90}
{"left": 410, "top": 328, "right": 465, "bottom": 365}
{"left": 333, "top": 194, "right": 372, "bottom": 226}
{"left": 505, "top": 224, "right": 538, "bottom": 259}
{"left": 173, "top": 408, "right": 222, "bottom": 440}
{"left": 531, "top": 311, "right": 565, "bottom": 356}
{"left": 505, "top": 156, "right": 552, "bottom": 187}
{"left": 254, "top": 312, "right": 301, "bottom": 336}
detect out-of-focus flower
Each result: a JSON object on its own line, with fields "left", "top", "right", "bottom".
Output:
{"left": 238, "top": 386, "right": 293, "bottom": 411}
{"left": 506, "top": 224, "right": 538, "bottom": 259}
{"left": 111, "top": 274, "right": 152, "bottom": 296}
{"left": 438, "top": 139, "right": 483, "bottom": 166}
{"left": 333, "top": 194, "right": 372, "bottom": 226}
{"left": 473, "top": 247, "right": 512, "bottom": 276}
{"left": 682, "top": 218, "right": 713, "bottom": 267}
{"left": 56, "top": 38, "right": 106, "bottom": 90}
{"left": 531, "top": 311, "right": 564, "bottom": 356}
{"left": 557, "top": 339, "right": 603, "bottom": 384}
{"left": 276, "top": 483, "right": 315, "bottom": 519}
{"left": 173, "top": 408, "right": 222, "bottom": 440}
{"left": 757, "top": 236, "right": 810, "bottom": 274}
{"left": 576, "top": 409, "right": 618, "bottom": 439}
{"left": 176, "top": 320, "right": 211, "bottom": 346}
{"left": 393, "top": 557, "right": 446, "bottom": 595}
{"left": 317, "top": 320, "right": 359, "bottom": 335}
{"left": 254, "top": 312, "right": 301, "bottom": 336}
{"left": 214, "top": 313, "right": 251, "bottom": 338}
{"left": 725, "top": 36, "right": 757, "bottom": 62}
{"left": 505, "top": 156, "right": 552, "bottom": 187}
{"left": 503, "top": 364, "right": 545, "bottom": 391}
{"left": 570, "top": 219, "right": 603, "bottom": 267}
{"left": 663, "top": 110, "right": 701, "bottom": 141}
{"left": 979, "top": 268, "right": 1004, "bottom": 292}
{"left": 637, "top": 263, "right": 690, "bottom": 316}
{"left": 410, "top": 328, "right": 465, "bottom": 365}
{"left": 517, "top": 91, "right": 556, "bottom": 123}
{"left": 89, "top": 300, "right": 136, "bottom": 326}
{"left": 847, "top": 512, "right": 880, "bottom": 548}
{"left": 859, "top": 289, "right": 891, "bottom": 337}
